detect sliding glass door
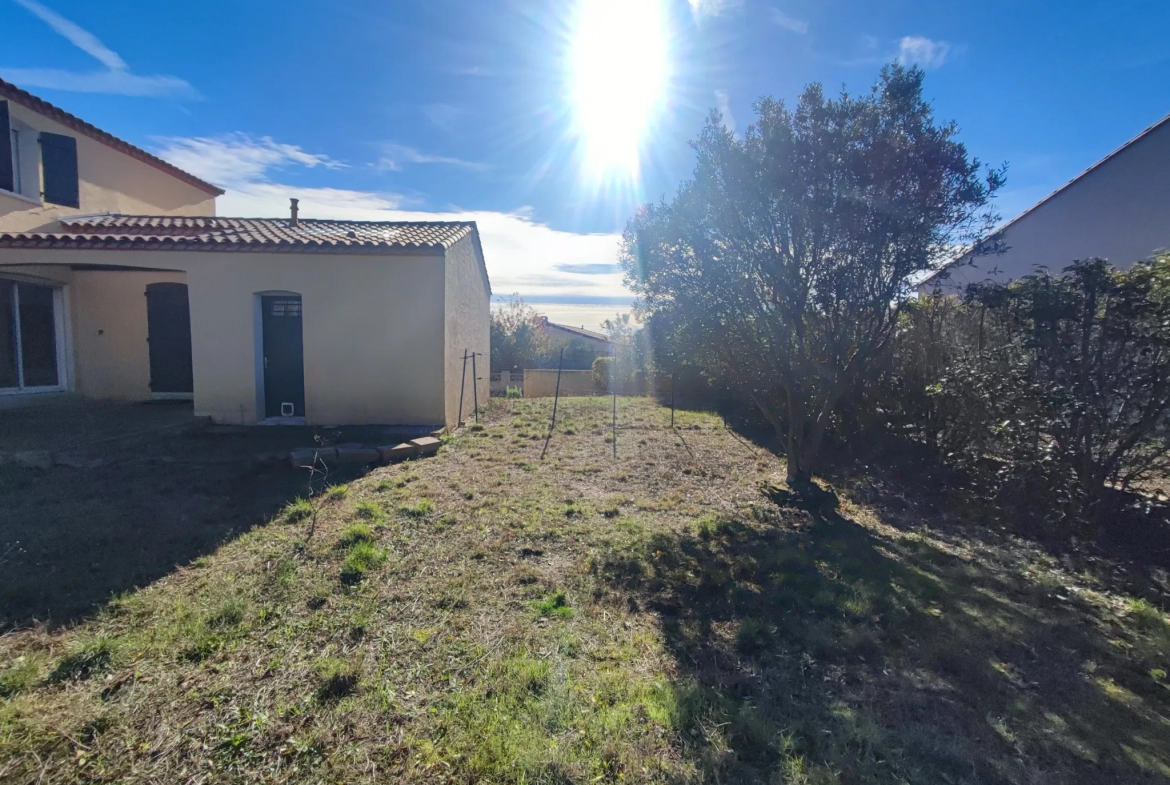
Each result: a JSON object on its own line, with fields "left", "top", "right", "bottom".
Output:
{"left": 1, "top": 278, "right": 63, "bottom": 392}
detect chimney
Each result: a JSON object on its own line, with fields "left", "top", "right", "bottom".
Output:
{"left": 289, "top": 198, "right": 300, "bottom": 228}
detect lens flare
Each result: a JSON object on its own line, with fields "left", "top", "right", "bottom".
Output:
{"left": 569, "top": 0, "right": 671, "bottom": 182}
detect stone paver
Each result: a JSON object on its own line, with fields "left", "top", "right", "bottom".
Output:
{"left": 336, "top": 446, "right": 381, "bottom": 464}
{"left": 410, "top": 436, "right": 442, "bottom": 456}
{"left": 378, "top": 443, "right": 416, "bottom": 462}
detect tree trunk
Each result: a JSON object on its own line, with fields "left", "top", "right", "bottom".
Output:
{"left": 748, "top": 390, "right": 807, "bottom": 483}
{"left": 785, "top": 392, "right": 812, "bottom": 485}
{"left": 748, "top": 388, "right": 828, "bottom": 487}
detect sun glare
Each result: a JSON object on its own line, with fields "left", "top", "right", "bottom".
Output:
{"left": 569, "top": 0, "right": 671, "bottom": 181}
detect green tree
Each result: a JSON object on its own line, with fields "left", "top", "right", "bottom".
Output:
{"left": 621, "top": 65, "right": 1003, "bottom": 484}
{"left": 601, "top": 312, "right": 648, "bottom": 381}
{"left": 490, "top": 296, "right": 549, "bottom": 373}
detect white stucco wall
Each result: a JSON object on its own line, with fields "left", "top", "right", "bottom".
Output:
{"left": 0, "top": 241, "right": 493, "bottom": 426}
{"left": 0, "top": 247, "right": 451, "bottom": 425}
{"left": 0, "top": 98, "right": 217, "bottom": 233}
{"left": 443, "top": 235, "right": 491, "bottom": 427}
{"left": 185, "top": 252, "right": 448, "bottom": 426}
{"left": 923, "top": 117, "right": 1170, "bottom": 293}
{"left": 70, "top": 269, "right": 187, "bottom": 400}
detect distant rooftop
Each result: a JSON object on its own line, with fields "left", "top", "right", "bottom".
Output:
{"left": 539, "top": 316, "right": 609, "bottom": 343}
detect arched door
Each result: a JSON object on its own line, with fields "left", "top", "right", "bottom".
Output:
{"left": 145, "top": 282, "right": 193, "bottom": 395}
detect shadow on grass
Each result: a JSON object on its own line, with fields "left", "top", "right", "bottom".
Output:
{"left": 718, "top": 409, "right": 1170, "bottom": 598}
{"left": 595, "top": 495, "right": 1170, "bottom": 784}
{"left": 0, "top": 437, "right": 378, "bottom": 630}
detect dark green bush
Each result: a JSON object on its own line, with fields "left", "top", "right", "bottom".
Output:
{"left": 877, "top": 255, "right": 1170, "bottom": 528}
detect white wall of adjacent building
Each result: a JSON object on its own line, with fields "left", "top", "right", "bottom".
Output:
{"left": 922, "top": 116, "right": 1170, "bottom": 294}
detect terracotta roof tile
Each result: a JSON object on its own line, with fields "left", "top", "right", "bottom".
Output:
{"left": 0, "top": 78, "right": 224, "bottom": 197}
{"left": 0, "top": 215, "right": 477, "bottom": 254}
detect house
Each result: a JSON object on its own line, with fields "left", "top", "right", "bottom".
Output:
{"left": 538, "top": 316, "right": 612, "bottom": 354}
{"left": 920, "top": 112, "right": 1170, "bottom": 293}
{"left": 0, "top": 78, "right": 489, "bottom": 427}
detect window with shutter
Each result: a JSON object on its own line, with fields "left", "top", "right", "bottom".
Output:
{"left": 10, "top": 129, "right": 21, "bottom": 195}
{"left": 0, "top": 101, "right": 14, "bottom": 194}
{"left": 40, "top": 131, "right": 79, "bottom": 208}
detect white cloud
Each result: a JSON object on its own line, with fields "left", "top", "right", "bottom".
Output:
{"left": 216, "top": 183, "right": 408, "bottom": 216}
{"left": 376, "top": 142, "right": 488, "bottom": 172}
{"left": 152, "top": 135, "right": 627, "bottom": 304}
{"left": 13, "top": 0, "right": 126, "bottom": 70}
{"left": 223, "top": 190, "right": 626, "bottom": 302}
{"left": 769, "top": 9, "right": 808, "bottom": 34}
{"left": 714, "top": 89, "right": 736, "bottom": 135}
{"left": 897, "top": 36, "right": 951, "bottom": 69}
{"left": 152, "top": 134, "right": 344, "bottom": 189}
{"left": 0, "top": 68, "right": 197, "bottom": 98}
{"left": 688, "top": 0, "right": 743, "bottom": 20}
{"left": 5, "top": 0, "right": 195, "bottom": 98}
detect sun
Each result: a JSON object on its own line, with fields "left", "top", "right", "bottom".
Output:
{"left": 569, "top": 0, "right": 671, "bottom": 181}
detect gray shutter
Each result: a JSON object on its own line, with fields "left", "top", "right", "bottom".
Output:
{"left": 40, "top": 132, "right": 79, "bottom": 207}
{"left": 0, "top": 101, "right": 13, "bottom": 194}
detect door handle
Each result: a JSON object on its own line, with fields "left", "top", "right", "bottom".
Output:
{"left": 264, "top": 356, "right": 269, "bottom": 369}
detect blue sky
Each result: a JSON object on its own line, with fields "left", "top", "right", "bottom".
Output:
{"left": 2, "top": 0, "right": 1168, "bottom": 329}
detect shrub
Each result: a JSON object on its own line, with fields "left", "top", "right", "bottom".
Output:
{"left": 592, "top": 356, "right": 636, "bottom": 394}
{"left": 593, "top": 356, "right": 616, "bottom": 392}
{"left": 876, "top": 255, "right": 1170, "bottom": 528}
{"left": 506, "top": 386, "right": 523, "bottom": 399}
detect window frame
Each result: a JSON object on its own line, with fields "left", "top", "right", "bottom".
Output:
{"left": 0, "top": 276, "right": 68, "bottom": 395}
{"left": 8, "top": 127, "right": 19, "bottom": 195}
{"left": 2, "top": 119, "right": 42, "bottom": 204}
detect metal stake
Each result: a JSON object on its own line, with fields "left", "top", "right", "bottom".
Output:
{"left": 471, "top": 351, "right": 479, "bottom": 423}
{"left": 457, "top": 349, "right": 468, "bottom": 426}
{"left": 612, "top": 392, "right": 617, "bottom": 458}
{"left": 670, "top": 365, "right": 676, "bottom": 428}
{"left": 540, "top": 347, "right": 565, "bottom": 460}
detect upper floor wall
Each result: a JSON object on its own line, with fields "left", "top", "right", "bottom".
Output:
{"left": 921, "top": 114, "right": 1170, "bottom": 294}
{"left": 0, "top": 84, "right": 220, "bottom": 233}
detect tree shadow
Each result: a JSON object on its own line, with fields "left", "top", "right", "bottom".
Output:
{"left": 719, "top": 411, "right": 1170, "bottom": 598}
{"left": 594, "top": 492, "right": 1170, "bottom": 784}
{"left": 0, "top": 427, "right": 380, "bottom": 630}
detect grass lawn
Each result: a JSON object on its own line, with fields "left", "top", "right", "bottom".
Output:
{"left": 2, "top": 398, "right": 1169, "bottom": 784}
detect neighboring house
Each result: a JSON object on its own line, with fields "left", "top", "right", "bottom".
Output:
{"left": 0, "top": 78, "right": 489, "bottom": 427}
{"left": 920, "top": 112, "right": 1170, "bottom": 294}
{"left": 538, "top": 316, "right": 612, "bottom": 354}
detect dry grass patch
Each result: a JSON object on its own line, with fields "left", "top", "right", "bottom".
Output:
{"left": 1, "top": 398, "right": 1168, "bottom": 784}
